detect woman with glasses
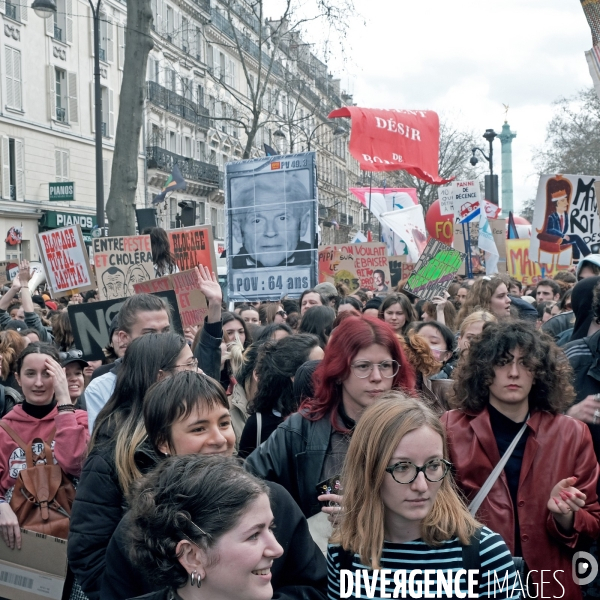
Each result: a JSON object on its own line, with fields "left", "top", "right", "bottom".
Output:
{"left": 68, "top": 333, "right": 200, "bottom": 598}
{"left": 246, "top": 316, "right": 416, "bottom": 520}
{"left": 258, "top": 302, "right": 287, "bottom": 325}
{"left": 328, "top": 393, "right": 518, "bottom": 599}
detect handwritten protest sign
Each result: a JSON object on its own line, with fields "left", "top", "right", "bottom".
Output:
{"left": 134, "top": 269, "right": 208, "bottom": 328}
{"left": 529, "top": 174, "right": 600, "bottom": 267}
{"left": 67, "top": 291, "right": 183, "bottom": 360}
{"left": 404, "top": 239, "right": 466, "bottom": 301}
{"left": 318, "top": 243, "right": 391, "bottom": 293}
{"left": 506, "top": 239, "right": 568, "bottom": 285}
{"left": 168, "top": 226, "right": 217, "bottom": 272}
{"left": 489, "top": 219, "right": 507, "bottom": 273}
{"left": 92, "top": 235, "right": 154, "bottom": 300}
{"left": 389, "top": 256, "right": 415, "bottom": 289}
{"left": 36, "top": 225, "right": 95, "bottom": 296}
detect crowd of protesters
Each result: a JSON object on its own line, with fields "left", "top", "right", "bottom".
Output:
{"left": 2, "top": 243, "right": 600, "bottom": 599}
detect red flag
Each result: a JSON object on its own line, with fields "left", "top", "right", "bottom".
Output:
{"left": 329, "top": 107, "right": 453, "bottom": 185}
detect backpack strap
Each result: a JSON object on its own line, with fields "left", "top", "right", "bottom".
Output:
{"left": 0, "top": 421, "right": 29, "bottom": 452}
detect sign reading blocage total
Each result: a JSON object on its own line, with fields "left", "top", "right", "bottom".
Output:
{"left": 225, "top": 153, "right": 318, "bottom": 301}
{"left": 49, "top": 182, "right": 75, "bottom": 201}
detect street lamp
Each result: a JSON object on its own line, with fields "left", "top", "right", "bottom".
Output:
{"left": 34, "top": 0, "right": 105, "bottom": 229}
{"left": 469, "top": 128, "right": 498, "bottom": 205}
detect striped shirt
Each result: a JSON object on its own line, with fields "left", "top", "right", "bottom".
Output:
{"left": 327, "top": 526, "right": 520, "bottom": 599}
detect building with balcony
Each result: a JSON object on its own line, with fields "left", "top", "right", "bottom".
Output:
{"left": 0, "top": 0, "right": 134, "bottom": 261}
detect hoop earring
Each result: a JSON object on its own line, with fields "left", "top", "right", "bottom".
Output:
{"left": 196, "top": 573, "right": 202, "bottom": 589}
{"left": 190, "top": 570, "right": 197, "bottom": 587}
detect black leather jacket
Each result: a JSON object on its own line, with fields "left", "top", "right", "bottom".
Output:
{"left": 245, "top": 412, "right": 333, "bottom": 519}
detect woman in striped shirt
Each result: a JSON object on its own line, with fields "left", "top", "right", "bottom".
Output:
{"left": 327, "top": 393, "right": 519, "bottom": 599}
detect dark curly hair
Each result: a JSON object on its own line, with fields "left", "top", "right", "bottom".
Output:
{"left": 450, "top": 320, "right": 574, "bottom": 414}
{"left": 126, "top": 455, "right": 268, "bottom": 590}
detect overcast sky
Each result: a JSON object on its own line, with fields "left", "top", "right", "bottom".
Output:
{"left": 319, "top": 0, "right": 594, "bottom": 213}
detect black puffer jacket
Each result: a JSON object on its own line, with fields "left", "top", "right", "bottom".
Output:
{"left": 102, "top": 480, "right": 327, "bottom": 600}
{"left": 68, "top": 431, "right": 160, "bottom": 600}
{"left": 245, "top": 412, "right": 332, "bottom": 519}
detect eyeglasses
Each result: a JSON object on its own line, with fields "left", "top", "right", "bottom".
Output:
{"left": 276, "top": 310, "right": 287, "bottom": 317}
{"left": 350, "top": 360, "right": 399, "bottom": 379}
{"left": 170, "top": 357, "right": 198, "bottom": 371}
{"left": 385, "top": 459, "right": 452, "bottom": 484}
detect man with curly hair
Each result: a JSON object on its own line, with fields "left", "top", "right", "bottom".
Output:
{"left": 442, "top": 321, "right": 600, "bottom": 599}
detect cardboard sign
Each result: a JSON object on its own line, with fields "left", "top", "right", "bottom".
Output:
{"left": 388, "top": 256, "right": 415, "bottom": 288}
{"left": 68, "top": 290, "right": 183, "bottom": 360}
{"left": 168, "top": 226, "right": 217, "bottom": 272}
{"left": 0, "top": 261, "right": 8, "bottom": 287}
{"left": 134, "top": 269, "right": 208, "bottom": 328}
{"left": 404, "top": 239, "right": 466, "bottom": 301}
{"left": 36, "top": 225, "right": 96, "bottom": 296}
{"left": 92, "top": 235, "right": 155, "bottom": 301}
{"left": 318, "top": 243, "right": 391, "bottom": 293}
{"left": 506, "top": 239, "right": 568, "bottom": 285}
{"left": 529, "top": 174, "right": 600, "bottom": 266}
{"left": 0, "top": 529, "right": 67, "bottom": 600}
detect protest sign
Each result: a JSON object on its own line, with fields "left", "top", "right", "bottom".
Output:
{"left": 529, "top": 174, "right": 600, "bottom": 267}
{"left": 404, "top": 239, "right": 466, "bottom": 301}
{"left": 388, "top": 256, "right": 415, "bottom": 288}
{"left": 451, "top": 181, "right": 482, "bottom": 224}
{"left": 506, "top": 239, "right": 568, "bottom": 285}
{"left": 319, "top": 243, "right": 391, "bottom": 293}
{"left": 92, "top": 235, "right": 154, "bottom": 300}
{"left": 168, "top": 226, "right": 217, "bottom": 272}
{"left": 67, "top": 290, "right": 183, "bottom": 360}
{"left": 134, "top": 269, "right": 208, "bottom": 328}
{"left": 36, "top": 225, "right": 95, "bottom": 296}
{"left": 226, "top": 153, "right": 318, "bottom": 301}
{"left": 0, "top": 261, "right": 8, "bottom": 287}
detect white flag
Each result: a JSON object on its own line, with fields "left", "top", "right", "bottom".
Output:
{"left": 478, "top": 209, "right": 499, "bottom": 274}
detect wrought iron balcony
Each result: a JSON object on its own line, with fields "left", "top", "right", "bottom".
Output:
{"left": 56, "top": 107, "right": 67, "bottom": 123}
{"left": 101, "top": 122, "right": 108, "bottom": 137}
{"left": 54, "top": 24, "right": 63, "bottom": 41}
{"left": 99, "top": 47, "right": 106, "bottom": 62}
{"left": 146, "top": 146, "right": 219, "bottom": 187}
{"left": 147, "top": 81, "right": 210, "bottom": 129}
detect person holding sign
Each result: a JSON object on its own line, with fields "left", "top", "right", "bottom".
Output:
{"left": 0, "top": 261, "right": 50, "bottom": 342}
{"left": 230, "top": 172, "right": 313, "bottom": 269}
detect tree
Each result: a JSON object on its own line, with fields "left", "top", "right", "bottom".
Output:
{"left": 534, "top": 88, "right": 600, "bottom": 176}
{"left": 207, "top": 0, "right": 355, "bottom": 159}
{"left": 105, "top": 0, "right": 154, "bottom": 236}
{"left": 382, "top": 119, "right": 484, "bottom": 212}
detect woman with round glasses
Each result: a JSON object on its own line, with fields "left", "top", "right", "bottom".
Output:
{"left": 246, "top": 316, "right": 416, "bottom": 520}
{"left": 328, "top": 393, "right": 518, "bottom": 599}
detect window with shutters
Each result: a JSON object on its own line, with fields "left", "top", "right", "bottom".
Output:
{"left": 168, "top": 131, "right": 176, "bottom": 153}
{"left": 194, "top": 27, "right": 202, "bottom": 61}
{"left": 166, "top": 6, "right": 173, "bottom": 41}
{"left": 0, "top": 136, "right": 24, "bottom": 201}
{"left": 182, "top": 17, "right": 189, "bottom": 52}
{"left": 219, "top": 52, "right": 225, "bottom": 82}
{"left": 99, "top": 12, "right": 112, "bottom": 63}
{"left": 5, "top": 0, "right": 26, "bottom": 22}
{"left": 54, "top": 68, "right": 67, "bottom": 123}
{"left": 100, "top": 86, "right": 113, "bottom": 137}
{"left": 210, "top": 206, "right": 217, "bottom": 238}
{"left": 197, "top": 201, "right": 205, "bottom": 224}
{"left": 55, "top": 149, "right": 69, "bottom": 182}
{"left": 183, "top": 136, "right": 191, "bottom": 157}
{"left": 217, "top": 208, "right": 224, "bottom": 239}
{"left": 5, "top": 47, "right": 22, "bottom": 111}
{"left": 53, "top": 0, "right": 67, "bottom": 42}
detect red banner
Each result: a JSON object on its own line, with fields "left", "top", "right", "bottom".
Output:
{"left": 328, "top": 107, "right": 452, "bottom": 185}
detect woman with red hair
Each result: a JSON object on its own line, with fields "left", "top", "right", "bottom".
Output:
{"left": 245, "top": 316, "right": 416, "bottom": 519}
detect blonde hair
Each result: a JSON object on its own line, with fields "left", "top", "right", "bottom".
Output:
{"left": 458, "top": 310, "right": 497, "bottom": 338}
{"left": 331, "top": 392, "right": 479, "bottom": 569}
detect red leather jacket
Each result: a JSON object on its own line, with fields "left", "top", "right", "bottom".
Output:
{"left": 442, "top": 408, "right": 600, "bottom": 600}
